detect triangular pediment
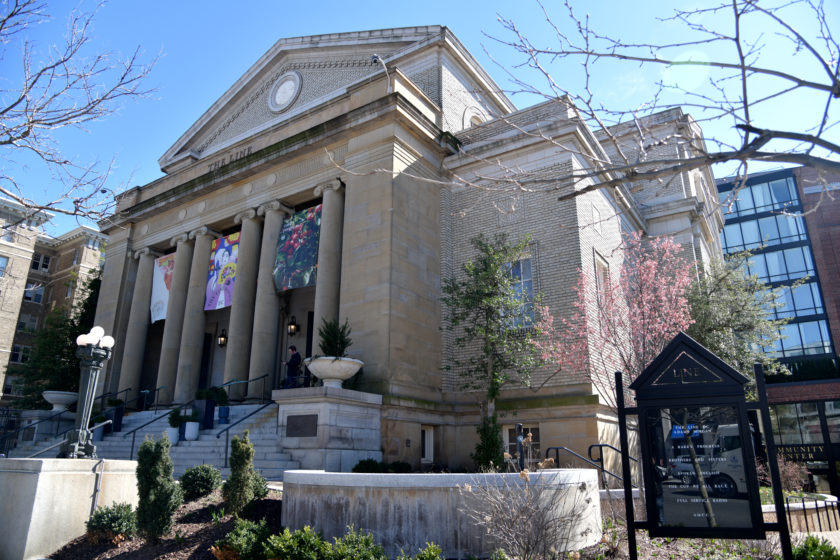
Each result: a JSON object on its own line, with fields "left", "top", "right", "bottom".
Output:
{"left": 630, "top": 332, "right": 749, "bottom": 400}
{"left": 158, "top": 27, "right": 446, "bottom": 173}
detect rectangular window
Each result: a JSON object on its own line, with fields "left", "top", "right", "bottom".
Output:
{"left": 31, "top": 253, "right": 41, "bottom": 270}
{"left": 10, "top": 344, "right": 30, "bottom": 363}
{"left": 421, "top": 426, "right": 434, "bottom": 464}
{"left": 65, "top": 282, "right": 74, "bottom": 299}
{"left": 0, "top": 255, "right": 7, "bottom": 277}
{"left": 16, "top": 313, "right": 38, "bottom": 333}
{"left": 23, "top": 282, "right": 44, "bottom": 303}
{"left": 507, "top": 257, "right": 534, "bottom": 328}
{"left": 505, "top": 425, "right": 541, "bottom": 467}
{"left": 40, "top": 255, "right": 50, "bottom": 271}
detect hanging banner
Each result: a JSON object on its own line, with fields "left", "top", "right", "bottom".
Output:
{"left": 150, "top": 253, "right": 176, "bottom": 323}
{"left": 273, "top": 204, "right": 322, "bottom": 292}
{"left": 205, "top": 232, "right": 240, "bottom": 310}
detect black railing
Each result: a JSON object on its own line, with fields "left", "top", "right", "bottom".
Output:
{"left": 27, "top": 419, "right": 112, "bottom": 458}
{"left": 220, "top": 374, "right": 269, "bottom": 403}
{"left": 0, "top": 408, "right": 20, "bottom": 456}
{"left": 785, "top": 495, "right": 840, "bottom": 533}
{"left": 588, "top": 443, "right": 640, "bottom": 488}
{"left": 215, "top": 401, "right": 275, "bottom": 467}
{"left": 545, "top": 445, "right": 638, "bottom": 488}
{"left": 0, "top": 408, "right": 73, "bottom": 455}
{"left": 123, "top": 400, "right": 190, "bottom": 459}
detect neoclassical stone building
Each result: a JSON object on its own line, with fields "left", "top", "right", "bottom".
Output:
{"left": 94, "top": 26, "right": 722, "bottom": 468}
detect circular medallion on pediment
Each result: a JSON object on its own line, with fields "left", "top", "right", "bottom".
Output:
{"left": 268, "top": 71, "right": 302, "bottom": 113}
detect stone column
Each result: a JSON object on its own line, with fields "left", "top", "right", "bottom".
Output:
{"left": 313, "top": 179, "right": 345, "bottom": 331}
{"left": 155, "top": 233, "right": 194, "bottom": 403}
{"left": 117, "top": 248, "right": 158, "bottom": 396}
{"left": 222, "top": 209, "right": 262, "bottom": 399}
{"left": 247, "top": 201, "right": 293, "bottom": 399}
{"left": 173, "top": 226, "right": 220, "bottom": 404}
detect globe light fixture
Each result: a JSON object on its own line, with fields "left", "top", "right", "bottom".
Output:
{"left": 58, "top": 326, "right": 114, "bottom": 458}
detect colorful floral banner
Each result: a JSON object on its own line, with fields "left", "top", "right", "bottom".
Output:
{"left": 205, "top": 232, "right": 240, "bottom": 310}
{"left": 150, "top": 254, "right": 176, "bottom": 323}
{"left": 273, "top": 204, "right": 321, "bottom": 292}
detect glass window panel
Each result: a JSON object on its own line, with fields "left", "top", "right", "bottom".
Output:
{"left": 741, "top": 221, "right": 761, "bottom": 248}
{"left": 719, "top": 231, "right": 728, "bottom": 251}
{"left": 827, "top": 401, "right": 840, "bottom": 444}
{"left": 724, "top": 223, "right": 743, "bottom": 250}
{"left": 719, "top": 190, "right": 735, "bottom": 214}
{"left": 784, "top": 248, "right": 807, "bottom": 276}
{"left": 776, "top": 215, "right": 803, "bottom": 243}
{"left": 804, "top": 249, "right": 814, "bottom": 273}
{"left": 758, "top": 217, "right": 780, "bottom": 244}
{"left": 735, "top": 187, "right": 755, "bottom": 214}
{"left": 811, "top": 284, "right": 824, "bottom": 311}
{"left": 770, "top": 179, "right": 792, "bottom": 206}
{"left": 781, "top": 323, "right": 803, "bottom": 352}
{"left": 751, "top": 183, "right": 772, "bottom": 212}
{"left": 772, "top": 404, "right": 804, "bottom": 445}
{"left": 799, "top": 321, "right": 826, "bottom": 355}
{"left": 765, "top": 251, "right": 786, "bottom": 281}
{"left": 792, "top": 284, "right": 815, "bottom": 314}
{"left": 797, "top": 403, "right": 823, "bottom": 444}
{"left": 747, "top": 254, "right": 768, "bottom": 280}
{"left": 778, "top": 287, "right": 795, "bottom": 318}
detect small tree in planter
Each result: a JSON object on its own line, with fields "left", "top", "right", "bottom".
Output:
{"left": 305, "top": 318, "right": 363, "bottom": 388}
{"left": 211, "top": 386, "right": 231, "bottom": 424}
{"left": 166, "top": 410, "right": 182, "bottom": 445}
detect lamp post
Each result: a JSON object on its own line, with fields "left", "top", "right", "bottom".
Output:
{"left": 58, "top": 326, "right": 115, "bottom": 459}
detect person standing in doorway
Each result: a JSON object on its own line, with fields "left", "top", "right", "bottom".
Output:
{"left": 284, "top": 345, "right": 301, "bottom": 388}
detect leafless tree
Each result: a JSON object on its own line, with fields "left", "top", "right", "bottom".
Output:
{"left": 486, "top": 0, "right": 839, "bottom": 199}
{"left": 0, "top": 0, "right": 154, "bottom": 225}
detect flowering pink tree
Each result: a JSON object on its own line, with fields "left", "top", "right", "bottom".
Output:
{"left": 534, "top": 232, "right": 695, "bottom": 409}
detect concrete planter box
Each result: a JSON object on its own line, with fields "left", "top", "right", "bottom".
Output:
{"left": 0, "top": 458, "right": 138, "bottom": 560}
{"left": 282, "top": 469, "right": 601, "bottom": 558}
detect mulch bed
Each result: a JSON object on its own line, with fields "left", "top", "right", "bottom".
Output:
{"left": 50, "top": 490, "right": 282, "bottom": 560}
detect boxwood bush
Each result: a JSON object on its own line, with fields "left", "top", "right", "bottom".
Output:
{"left": 180, "top": 464, "right": 222, "bottom": 500}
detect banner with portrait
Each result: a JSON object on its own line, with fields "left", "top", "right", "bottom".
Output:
{"left": 204, "top": 232, "right": 240, "bottom": 311}
{"left": 150, "top": 254, "right": 176, "bottom": 323}
{"left": 273, "top": 204, "right": 321, "bottom": 292}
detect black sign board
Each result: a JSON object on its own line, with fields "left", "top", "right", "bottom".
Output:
{"left": 629, "top": 333, "right": 765, "bottom": 539}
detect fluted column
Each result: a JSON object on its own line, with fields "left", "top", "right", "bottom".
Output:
{"left": 223, "top": 209, "right": 263, "bottom": 399}
{"left": 313, "top": 179, "right": 345, "bottom": 332}
{"left": 156, "top": 233, "right": 194, "bottom": 403}
{"left": 118, "top": 248, "right": 159, "bottom": 396}
{"left": 173, "top": 226, "right": 220, "bottom": 403}
{"left": 248, "top": 201, "right": 293, "bottom": 399}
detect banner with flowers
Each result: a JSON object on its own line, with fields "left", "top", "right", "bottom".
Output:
{"left": 273, "top": 204, "right": 321, "bottom": 292}
{"left": 204, "top": 232, "right": 240, "bottom": 310}
{"left": 150, "top": 253, "right": 176, "bottom": 323}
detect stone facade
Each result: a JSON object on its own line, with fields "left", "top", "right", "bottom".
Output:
{"left": 94, "top": 26, "right": 721, "bottom": 469}
{"left": 0, "top": 200, "right": 106, "bottom": 403}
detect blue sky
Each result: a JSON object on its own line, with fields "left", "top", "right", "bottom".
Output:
{"left": 3, "top": 1, "right": 836, "bottom": 234}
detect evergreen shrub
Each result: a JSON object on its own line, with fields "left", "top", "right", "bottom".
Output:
{"left": 85, "top": 502, "right": 136, "bottom": 546}
{"left": 180, "top": 464, "right": 222, "bottom": 500}
{"left": 136, "top": 435, "right": 183, "bottom": 541}
{"left": 222, "top": 430, "right": 255, "bottom": 514}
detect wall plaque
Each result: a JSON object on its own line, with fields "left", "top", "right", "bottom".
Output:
{"left": 286, "top": 414, "right": 318, "bottom": 438}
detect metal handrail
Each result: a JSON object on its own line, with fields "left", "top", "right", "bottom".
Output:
{"left": 121, "top": 399, "right": 197, "bottom": 459}
{"left": 545, "top": 446, "right": 638, "bottom": 488}
{"left": 220, "top": 374, "right": 269, "bottom": 403}
{"left": 215, "top": 401, "right": 275, "bottom": 467}
{"left": 588, "top": 443, "right": 640, "bottom": 489}
{"left": 27, "top": 419, "right": 112, "bottom": 458}
{"left": 1, "top": 408, "right": 73, "bottom": 447}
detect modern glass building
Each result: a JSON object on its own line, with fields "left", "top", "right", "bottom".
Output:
{"left": 717, "top": 168, "right": 835, "bottom": 362}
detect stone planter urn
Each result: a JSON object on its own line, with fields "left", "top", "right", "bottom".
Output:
{"left": 304, "top": 357, "right": 363, "bottom": 388}
{"left": 42, "top": 390, "right": 78, "bottom": 412}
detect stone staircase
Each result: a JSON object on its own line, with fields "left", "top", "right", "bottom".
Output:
{"left": 7, "top": 404, "right": 300, "bottom": 480}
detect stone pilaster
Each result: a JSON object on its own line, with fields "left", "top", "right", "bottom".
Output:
{"left": 155, "top": 233, "right": 194, "bottom": 403}
{"left": 173, "top": 226, "right": 220, "bottom": 403}
{"left": 222, "top": 209, "right": 263, "bottom": 399}
{"left": 117, "top": 248, "right": 158, "bottom": 396}
{"left": 313, "top": 179, "right": 345, "bottom": 332}
{"left": 248, "top": 201, "right": 293, "bottom": 398}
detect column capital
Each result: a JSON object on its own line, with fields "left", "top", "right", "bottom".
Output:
{"left": 133, "top": 247, "right": 161, "bottom": 260}
{"left": 257, "top": 200, "right": 293, "bottom": 217}
{"left": 170, "top": 232, "right": 191, "bottom": 247}
{"left": 189, "top": 226, "right": 221, "bottom": 240}
{"left": 313, "top": 178, "right": 344, "bottom": 198}
{"left": 234, "top": 208, "right": 257, "bottom": 224}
